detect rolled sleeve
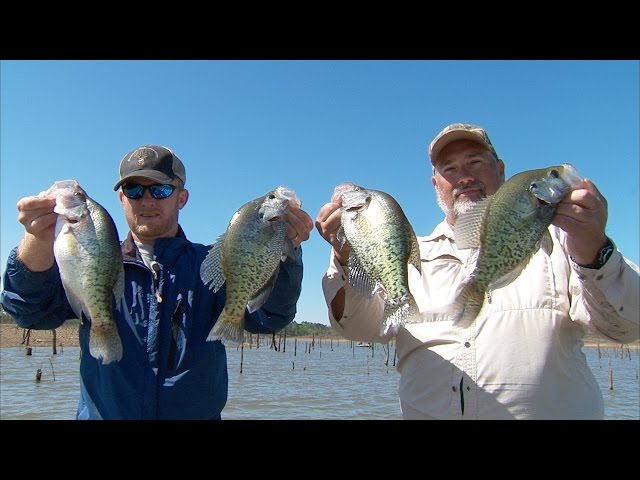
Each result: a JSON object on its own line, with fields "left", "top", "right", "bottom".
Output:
{"left": 321, "top": 251, "right": 389, "bottom": 343}
{"left": 570, "top": 248, "right": 640, "bottom": 344}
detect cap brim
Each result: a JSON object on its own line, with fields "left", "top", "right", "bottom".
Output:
{"left": 113, "top": 170, "right": 174, "bottom": 191}
{"left": 430, "top": 131, "right": 492, "bottom": 165}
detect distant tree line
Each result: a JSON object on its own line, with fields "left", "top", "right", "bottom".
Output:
{"left": 1, "top": 305, "right": 335, "bottom": 337}
{"left": 283, "top": 321, "right": 339, "bottom": 337}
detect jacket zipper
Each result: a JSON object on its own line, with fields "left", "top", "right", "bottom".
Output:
{"left": 167, "top": 298, "right": 184, "bottom": 369}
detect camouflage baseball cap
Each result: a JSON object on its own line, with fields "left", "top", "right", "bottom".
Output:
{"left": 429, "top": 123, "right": 499, "bottom": 165}
{"left": 113, "top": 145, "right": 186, "bottom": 191}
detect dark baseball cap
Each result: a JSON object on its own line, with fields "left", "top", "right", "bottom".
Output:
{"left": 113, "top": 145, "right": 186, "bottom": 191}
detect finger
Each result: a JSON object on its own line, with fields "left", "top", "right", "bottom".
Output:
{"left": 20, "top": 211, "right": 58, "bottom": 235}
{"left": 315, "top": 204, "right": 342, "bottom": 235}
{"left": 287, "top": 208, "right": 312, "bottom": 235}
{"left": 17, "top": 196, "right": 56, "bottom": 214}
{"left": 315, "top": 202, "right": 340, "bottom": 223}
{"left": 325, "top": 207, "right": 344, "bottom": 233}
{"left": 287, "top": 208, "right": 314, "bottom": 247}
{"left": 289, "top": 206, "right": 314, "bottom": 231}
{"left": 17, "top": 196, "right": 58, "bottom": 230}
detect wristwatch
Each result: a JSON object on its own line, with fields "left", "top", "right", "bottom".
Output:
{"left": 575, "top": 237, "right": 614, "bottom": 269}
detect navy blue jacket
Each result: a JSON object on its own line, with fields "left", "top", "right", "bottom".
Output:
{"left": 1, "top": 226, "right": 303, "bottom": 419}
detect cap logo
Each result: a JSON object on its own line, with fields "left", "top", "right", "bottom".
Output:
{"left": 129, "top": 147, "right": 158, "bottom": 167}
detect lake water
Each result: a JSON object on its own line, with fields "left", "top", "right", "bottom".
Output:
{"left": 1, "top": 339, "right": 638, "bottom": 420}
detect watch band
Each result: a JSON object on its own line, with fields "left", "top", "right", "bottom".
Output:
{"left": 575, "top": 237, "right": 614, "bottom": 269}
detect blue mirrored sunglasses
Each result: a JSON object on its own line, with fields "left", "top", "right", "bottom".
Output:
{"left": 122, "top": 183, "right": 176, "bottom": 200}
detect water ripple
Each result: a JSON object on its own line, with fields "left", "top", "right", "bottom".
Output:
{"left": 1, "top": 342, "right": 637, "bottom": 420}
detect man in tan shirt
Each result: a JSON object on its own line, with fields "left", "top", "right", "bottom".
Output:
{"left": 315, "top": 123, "right": 639, "bottom": 419}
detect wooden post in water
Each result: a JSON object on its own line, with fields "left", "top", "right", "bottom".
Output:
{"left": 35, "top": 368, "right": 42, "bottom": 382}
{"left": 23, "top": 328, "right": 32, "bottom": 355}
{"left": 608, "top": 358, "right": 613, "bottom": 390}
{"left": 393, "top": 343, "right": 397, "bottom": 367}
{"left": 240, "top": 344, "right": 244, "bottom": 374}
{"left": 282, "top": 329, "right": 286, "bottom": 353}
{"left": 330, "top": 338, "right": 333, "bottom": 351}
{"left": 294, "top": 338, "right": 297, "bottom": 356}
{"left": 52, "top": 329, "right": 57, "bottom": 355}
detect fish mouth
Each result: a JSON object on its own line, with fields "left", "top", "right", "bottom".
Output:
{"left": 536, "top": 197, "right": 552, "bottom": 206}
{"left": 345, "top": 205, "right": 366, "bottom": 212}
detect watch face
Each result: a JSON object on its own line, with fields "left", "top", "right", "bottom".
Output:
{"left": 597, "top": 238, "right": 614, "bottom": 267}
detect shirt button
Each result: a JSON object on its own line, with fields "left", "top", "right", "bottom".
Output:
{"left": 464, "top": 341, "right": 471, "bottom": 348}
{"left": 452, "top": 386, "right": 457, "bottom": 392}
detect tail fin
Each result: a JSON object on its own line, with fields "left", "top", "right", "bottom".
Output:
{"left": 207, "top": 314, "right": 245, "bottom": 347}
{"left": 89, "top": 321, "right": 123, "bottom": 364}
{"left": 450, "top": 283, "right": 484, "bottom": 327}
{"left": 381, "top": 295, "right": 421, "bottom": 336}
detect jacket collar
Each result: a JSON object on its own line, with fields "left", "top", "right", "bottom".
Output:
{"left": 121, "top": 225, "right": 189, "bottom": 264}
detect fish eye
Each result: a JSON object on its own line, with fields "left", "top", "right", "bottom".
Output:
{"left": 267, "top": 194, "right": 276, "bottom": 199}
{"left": 550, "top": 169, "right": 559, "bottom": 178}
{"left": 530, "top": 182, "right": 537, "bottom": 189}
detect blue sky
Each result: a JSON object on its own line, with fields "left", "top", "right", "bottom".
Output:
{"left": 1, "top": 60, "right": 638, "bottom": 326}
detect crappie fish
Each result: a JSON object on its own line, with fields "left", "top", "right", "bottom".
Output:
{"left": 200, "top": 186, "right": 301, "bottom": 347}
{"left": 452, "top": 163, "right": 583, "bottom": 325}
{"left": 335, "top": 183, "right": 421, "bottom": 336}
{"left": 45, "top": 180, "right": 125, "bottom": 364}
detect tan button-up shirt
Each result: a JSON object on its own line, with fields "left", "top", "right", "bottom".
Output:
{"left": 322, "top": 221, "right": 640, "bottom": 419}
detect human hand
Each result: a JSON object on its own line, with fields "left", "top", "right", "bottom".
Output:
{"left": 286, "top": 205, "right": 314, "bottom": 248}
{"left": 315, "top": 201, "right": 350, "bottom": 266}
{"left": 552, "top": 178, "right": 608, "bottom": 266}
{"left": 17, "top": 194, "right": 58, "bottom": 243}
{"left": 15, "top": 194, "right": 59, "bottom": 271}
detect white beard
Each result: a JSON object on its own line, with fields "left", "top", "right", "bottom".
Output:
{"left": 435, "top": 187, "right": 478, "bottom": 221}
